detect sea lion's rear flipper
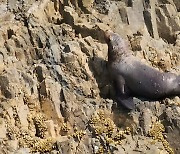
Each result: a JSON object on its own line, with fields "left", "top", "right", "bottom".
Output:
{"left": 114, "top": 75, "right": 135, "bottom": 110}
{"left": 116, "top": 96, "right": 135, "bottom": 110}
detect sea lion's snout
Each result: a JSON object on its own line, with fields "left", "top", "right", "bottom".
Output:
{"left": 104, "top": 30, "right": 124, "bottom": 45}
{"left": 104, "top": 30, "right": 113, "bottom": 43}
{"left": 104, "top": 30, "right": 111, "bottom": 39}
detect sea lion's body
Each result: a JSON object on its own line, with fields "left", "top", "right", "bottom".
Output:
{"left": 105, "top": 31, "right": 180, "bottom": 109}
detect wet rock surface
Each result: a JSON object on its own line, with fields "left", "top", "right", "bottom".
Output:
{"left": 0, "top": 0, "right": 179, "bottom": 153}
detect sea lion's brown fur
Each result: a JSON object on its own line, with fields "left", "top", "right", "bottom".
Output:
{"left": 105, "top": 30, "right": 180, "bottom": 109}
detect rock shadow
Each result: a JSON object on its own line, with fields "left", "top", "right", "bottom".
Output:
{"left": 112, "top": 102, "right": 135, "bottom": 129}
{"left": 88, "top": 56, "right": 141, "bottom": 130}
{"left": 88, "top": 56, "right": 113, "bottom": 99}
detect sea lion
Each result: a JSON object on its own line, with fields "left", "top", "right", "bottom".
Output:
{"left": 104, "top": 30, "right": 180, "bottom": 109}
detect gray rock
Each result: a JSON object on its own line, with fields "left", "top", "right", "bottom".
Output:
{"left": 56, "top": 137, "right": 76, "bottom": 154}
{"left": 139, "top": 108, "right": 154, "bottom": 136}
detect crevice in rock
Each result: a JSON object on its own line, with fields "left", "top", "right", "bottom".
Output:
{"left": 0, "top": 76, "right": 13, "bottom": 99}
{"left": 77, "top": 0, "right": 91, "bottom": 14}
{"left": 127, "top": 0, "right": 133, "bottom": 7}
{"left": 23, "top": 16, "right": 35, "bottom": 47}
{"left": 34, "top": 66, "right": 44, "bottom": 83}
{"left": 143, "top": 10, "right": 153, "bottom": 37}
{"left": 7, "top": 29, "right": 15, "bottom": 39}
{"left": 119, "top": 8, "right": 129, "bottom": 24}
{"left": 36, "top": 37, "right": 44, "bottom": 49}
{"left": 156, "top": 7, "right": 177, "bottom": 44}
{"left": 88, "top": 57, "right": 111, "bottom": 99}
{"left": 74, "top": 25, "right": 105, "bottom": 43}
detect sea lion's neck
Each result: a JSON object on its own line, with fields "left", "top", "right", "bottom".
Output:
{"left": 108, "top": 49, "right": 132, "bottom": 63}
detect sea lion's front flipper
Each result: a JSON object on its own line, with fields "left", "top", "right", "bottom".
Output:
{"left": 114, "top": 75, "right": 135, "bottom": 110}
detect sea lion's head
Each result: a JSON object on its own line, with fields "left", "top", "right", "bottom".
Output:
{"left": 104, "top": 30, "right": 129, "bottom": 62}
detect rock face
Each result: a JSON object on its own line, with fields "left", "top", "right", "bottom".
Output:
{"left": 0, "top": 0, "right": 179, "bottom": 153}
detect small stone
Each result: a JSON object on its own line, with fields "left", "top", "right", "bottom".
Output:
{"left": 139, "top": 108, "right": 154, "bottom": 136}
{"left": 56, "top": 137, "right": 76, "bottom": 154}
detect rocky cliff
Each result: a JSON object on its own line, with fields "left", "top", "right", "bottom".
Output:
{"left": 0, "top": 0, "right": 180, "bottom": 153}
